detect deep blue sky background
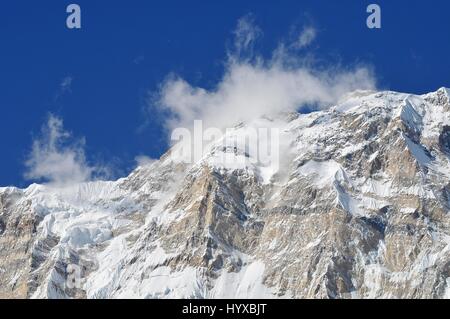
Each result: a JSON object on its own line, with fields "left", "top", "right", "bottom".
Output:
{"left": 0, "top": 0, "right": 449, "bottom": 187}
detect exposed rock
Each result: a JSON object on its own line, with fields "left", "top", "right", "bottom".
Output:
{"left": 0, "top": 88, "right": 449, "bottom": 299}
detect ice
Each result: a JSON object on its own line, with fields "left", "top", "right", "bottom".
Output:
{"left": 298, "top": 160, "right": 344, "bottom": 188}
{"left": 404, "top": 135, "right": 433, "bottom": 167}
{"left": 210, "top": 261, "right": 278, "bottom": 299}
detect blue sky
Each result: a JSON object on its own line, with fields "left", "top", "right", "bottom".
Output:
{"left": 0, "top": 0, "right": 449, "bottom": 187}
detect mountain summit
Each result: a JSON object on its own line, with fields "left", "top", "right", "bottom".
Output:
{"left": 1, "top": 88, "right": 449, "bottom": 299}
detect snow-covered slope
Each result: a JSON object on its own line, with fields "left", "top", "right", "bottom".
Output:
{"left": 0, "top": 88, "right": 449, "bottom": 299}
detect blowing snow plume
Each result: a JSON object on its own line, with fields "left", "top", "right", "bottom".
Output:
{"left": 24, "top": 114, "right": 95, "bottom": 186}
{"left": 155, "top": 15, "right": 377, "bottom": 132}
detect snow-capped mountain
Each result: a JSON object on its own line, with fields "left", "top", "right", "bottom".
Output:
{"left": 1, "top": 88, "right": 449, "bottom": 299}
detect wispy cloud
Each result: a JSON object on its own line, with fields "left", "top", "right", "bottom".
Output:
{"left": 232, "top": 14, "right": 262, "bottom": 59}
{"left": 24, "top": 114, "right": 94, "bottom": 186}
{"left": 54, "top": 76, "right": 73, "bottom": 102}
{"left": 153, "top": 16, "right": 376, "bottom": 134}
{"left": 135, "top": 155, "right": 157, "bottom": 167}
{"left": 293, "top": 26, "right": 317, "bottom": 49}
{"left": 60, "top": 76, "right": 73, "bottom": 93}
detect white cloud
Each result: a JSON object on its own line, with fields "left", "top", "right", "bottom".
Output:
{"left": 158, "top": 62, "right": 375, "bottom": 132}
{"left": 154, "top": 17, "right": 376, "bottom": 133}
{"left": 60, "top": 76, "right": 73, "bottom": 93}
{"left": 294, "top": 26, "right": 317, "bottom": 49}
{"left": 135, "top": 155, "right": 157, "bottom": 167}
{"left": 24, "top": 114, "right": 94, "bottom": 186}
{"left": 232, "top": 14, "right": 262, "bottom": 59}
{"left": 54, "top": 76, "right": 73, "bottom": 102}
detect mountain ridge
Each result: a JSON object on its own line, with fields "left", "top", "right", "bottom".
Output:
{"left": 0, "top": 87, "right": 449, "bottom": 299}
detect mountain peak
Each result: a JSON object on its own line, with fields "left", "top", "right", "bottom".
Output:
{"left": 1, "top": 87, "right": 450, "bottom": 299}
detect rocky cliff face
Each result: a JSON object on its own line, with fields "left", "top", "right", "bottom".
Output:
{"left": 0, "top": 88, "right": 449, "bottom": 299}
